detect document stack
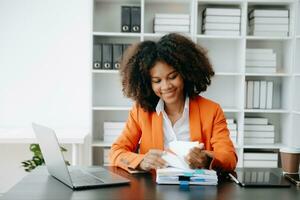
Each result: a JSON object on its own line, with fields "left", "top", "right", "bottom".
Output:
{"left": 156, "top": 167, "right": 218, "bottom": 185}
{"left": 153, "top": 13, "right": 190, "bottom": 34}
{"left": 248, "top": 9, "right": 289, "bottom": 36}
{"left": 246, "top": 48, "right": 277, "bottom": 73}
{"left": 227, "top": 119, "right": 237, "bottom": 145}
{"left": 103, "top": 122, "right": 125, "bottom": 143}
{"left": 202, "top": 7, "right": 241, "bottom": 36}
{"left": 243, "top": 151, "right": 278, "bottom": 168}
{"left": 244, "top": 117, "right": 275, "bottom": 145}
{"left": 157, "top": 141, "right": 218, "bottom": 185}
{"left": 245, "top": 80, "right": 274, "bottom": 109}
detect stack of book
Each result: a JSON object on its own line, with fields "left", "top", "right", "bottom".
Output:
{"left": 243, "top": 151, "right": 278, "bottom": 168}
{"left": 156, "top": 167, "right": 218, "bottom": 185}
{"left": 246, "top": 48, "right": 277, "bottom": 73}
{"left": 227, "top": 118, "right": 237, "bottom": 145}
{"left": 244, "top": 117, "right": 275, "bottom": 145}
{"left": 153, "top": 13, "right": 190, "bottom": 34}
{"left": 248, "top": 9, "right": 289, "bottom": 36}
{"left": 103, "top": 122, "right": 125, "bottom": 143}
{"left": 245, "top": 80, "right": 274, "bottom": 109}
{"left": 202, "top": 7, "right": 241, "bottom": 36}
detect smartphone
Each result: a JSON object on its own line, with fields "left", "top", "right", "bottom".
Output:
{"left": 284, "top": 174, "right": 300, "bottom": 186}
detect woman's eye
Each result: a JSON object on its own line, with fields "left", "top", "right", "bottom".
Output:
{"left": 152, "top": 79, "right": 161, "bottom": 83}
{"left": 169, "top": 74, "right": 178, "bottom": 79}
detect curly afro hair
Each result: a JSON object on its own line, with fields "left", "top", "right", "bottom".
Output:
{"left": 120, "top": 33, "right": 214, "bottom": 112}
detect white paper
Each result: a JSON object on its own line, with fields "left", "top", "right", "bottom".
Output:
{"left": 162, "top": 141, "right": 204, "bottom": 170}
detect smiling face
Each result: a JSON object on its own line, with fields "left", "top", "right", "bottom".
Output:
{"left": 150, "top": 61, "right": 185, "bottom": 106}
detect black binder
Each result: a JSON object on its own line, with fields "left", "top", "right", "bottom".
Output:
{"left": 112, "top": 44, "right": 122, "bottom": 70}
{"left": 93, "top": 44, "right": 102, "bottom": 69}
{"left": 102, "top": 44, "right": 113, "bottom": 69}
{"left": 131, "top": 6, "right": 141, "bottom": 32}
{"left": 121, "top": 6, "right": 131, "bottom": 32}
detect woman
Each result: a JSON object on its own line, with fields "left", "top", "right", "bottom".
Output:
{"left": 109, "top": 33, "right": 237, "bottom": 172}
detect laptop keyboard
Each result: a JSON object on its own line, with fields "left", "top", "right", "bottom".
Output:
{"left": 69, "top": 169, "right": 104, "bottom": 186}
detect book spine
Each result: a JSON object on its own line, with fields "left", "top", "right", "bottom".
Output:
{"left": 246, "top": 60, "right": 276, "bottom": 67}
{"left": 154, "top": 18, "right": 190, "bottom": 25}
{"left": 246, "top": 53, "right": 276, "bottom": 61}
{"left": 203, "top": 23, "right": 240, "bottom": 30}
{"left": 155, "top": 13, "right": 190, "bottom": 19}
{"left": 247, "top": 81, "right": 254, "bottom": 109}
{"left": 244, "top": 125, "right": 274, "bottom": 131}
{"left": 246, "top": 48, "right": 273, "bottom": 54}
{"left": 249, "top": 17, "right": 289, "bottom": 24}
{"left": 259, "top": 81, "right": 267, "bottom": 109}
{"left": 243, "top": 160, "right": 277, "bottom": 168}
{"left": 204, "top": 8, "right": 241, "bottom": 16}
{"left": 266, "top": 81, "right": 273, "bottom": 109}
{"left": 204, "top": 16, "right": 241, "bottom": 23}
{"left": 244, "top": 137, "right": 275, "bottom": 144}
{"left": 246, "top": 67, "right": 276, "bottom": 73}
{"left": 154, "top": 25, "right": 190, "bottom": 32}
{"left": 244, "top": 117, "right": 268, "bottom": 125}
{"left": 244, "top": 131, "right": 275, "bottom": 138}
{"left": 253, "top": 81, "right": 260, "bottom": 108}
{"left": 249, "top": 9, "right": 289, "bottom": 18}
{"left": 202, "top": 30, "right": 240, "bottom": 36}
{"left": 244, "top": 153, "right": 278, "bottom": 160}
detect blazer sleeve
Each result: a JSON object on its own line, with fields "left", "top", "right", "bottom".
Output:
{"left": 108, "top": 105, "right": 145, "bottom": 172}
{"left": 208, "top": 105, "right": 238, "bottom": 172}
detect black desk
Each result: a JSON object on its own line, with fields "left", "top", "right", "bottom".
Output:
{"left": 2, "top": 166, "right": 300, "bottom": 200}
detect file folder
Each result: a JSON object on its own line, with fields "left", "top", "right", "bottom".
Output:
{"left": 131, "top": 6, "right": 141, "bottom": 32}
{"left": 93, "top": 44, "right": 102, "bottom": 69}
{"left": 121, "top": 6, "right": 131, "bottom": 32}
{"left": 113, "top": 44, "right": 122, "bottom": 70}
{"left": 102, "top": 44, "right": 113, "bottom": 69}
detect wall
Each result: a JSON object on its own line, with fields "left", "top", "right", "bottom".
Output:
{"left": 0, "top": 0, "right": 92, "bottom": 193}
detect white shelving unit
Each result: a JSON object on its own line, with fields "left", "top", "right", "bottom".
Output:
{"left": 91, "top": 0, "right": 300, "bottom": 168}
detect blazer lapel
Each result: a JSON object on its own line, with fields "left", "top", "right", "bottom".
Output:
{"left": 189, "top": 98, "right": 202, "bottom": 142}
{"left": 151, "top": 112, "right": 164, "bottom": 150}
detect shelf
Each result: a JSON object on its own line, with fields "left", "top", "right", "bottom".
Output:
{"left": 243, "top": 143, "right": 283, "bottom": 149}
{"left": 215, "top": 72, "right": 243, "bottom": 76}
{"left": 196, "top": 35, "right": 242, "bottom": 40}
{"left": 223, "top": 107, "right": 242, "bottom": 113}
{"left": 143, "top": 33, "right": 191, "bottom": 38}
{"left": 246, "top": 36, "right": 292, "bottom": 41}
{"left": 296, "top": 35, "right": 300, "bottom": 39}
{"left": 244, "top": 109, "right": 290, "bottom": 113}
{"left": 92, "top": 70, "right": 119, "bottom": 74}
{"left": 92, "top": 140, "right": 112, "bottom": 147}
{"left": 294, "top": 73, "right": 300, "bottom": 77}
{"left": 245, "top": 73, "right": 291, "bottom": 77}
{"left": 93, "top": 32, "right": 141, "bottom": 37}
{"left": 247, "top": 0, "right": 295, "bottom": 5}
{"left": 292, "top": 111, "right": 300, "bottom": 115}
{"left": 197, "top": 0, "right": 244, "bottom": 3}
{"left": 93, "top": 106, "right": 131, "bottom": 111}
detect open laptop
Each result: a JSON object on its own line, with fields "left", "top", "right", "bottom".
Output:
{"left": 32, "top": 123, "right": 130, "bottom": 190}
{"left": 230, "top": 168, "right": 291, "bottom": 187}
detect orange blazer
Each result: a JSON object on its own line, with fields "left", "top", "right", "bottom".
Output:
{"left": 109, "top": 96, "right": 237, "bottom": 172}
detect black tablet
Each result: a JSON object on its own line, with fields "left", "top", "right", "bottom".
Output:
{"left": 232, "top": 168, "right": 291, "bottom": 187}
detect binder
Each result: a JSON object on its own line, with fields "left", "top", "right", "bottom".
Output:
{"left": 112, "top": 44, "right": 122, "bottom": 70}
{"left": 131, "top": 6, "right": 141, "bottom": 32}
{"left": 93, "top": 44, "right": 102, "bottom": 69}
{"left": 121, "top": 6, "right": 131, "bottom": 32}
{"left": 102, "top": 44, "right": 113, "bottom": 69}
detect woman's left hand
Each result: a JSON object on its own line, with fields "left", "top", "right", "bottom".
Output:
{"left": 185, "top": 147, "right": 213, "bottom": 169}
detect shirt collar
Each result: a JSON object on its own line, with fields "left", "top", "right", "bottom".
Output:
{"left": 156, "top": 96, "right": 189, "bottom": 116}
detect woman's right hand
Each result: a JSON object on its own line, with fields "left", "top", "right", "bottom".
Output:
{"left": 138, "top": 149, "right": 167, "bottom": 171}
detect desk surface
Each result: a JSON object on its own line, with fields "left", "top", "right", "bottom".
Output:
{"left": 2, "top": 166, "right": 300, "bottom": 200}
